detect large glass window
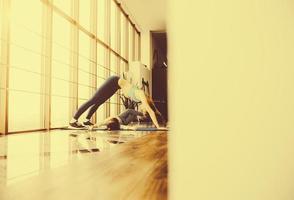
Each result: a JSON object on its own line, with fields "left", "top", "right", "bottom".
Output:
{"left": 110, "top": 0, "right": 117, "bottom": 51}
{"left": 0, "top": 0, "right": 3, "bottom": 59}
{"left": 120, "top": 14, "right": 127, "bottom": 59}
{"left": 8, "top": 0, "right": 43, "bottom": 132}
{"left": 0, "top": 0, "right": 2, "bottom": 128}
{"left": 53, "top": 0, "right": 71, "bottom": 17}
{"left": 134, "top": 31, "right": 140, "bottom": 61}
{"left": 128, "top": 22, "right": 134, "bottom": 61}
{"left": 97, "top": 0, "right": 106, "bottom": 42}
{"left": 51, "top": 13, "right": 72, "bottom": 128}
{"left": 2, "top": 0, "right": 140, "bottom": 133}
{"left": 79, "top": 0, "right": 91, "bottom": 31}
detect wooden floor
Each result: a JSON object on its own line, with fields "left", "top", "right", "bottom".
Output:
{"left": 0, "top": 132, "right": 168, "bottom": 200}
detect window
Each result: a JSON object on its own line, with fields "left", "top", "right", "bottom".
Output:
{"left": 128, "top": 22, "right": 134, "bottom": 61}
{"left": 51, "top": 13, "right": 72, "bottom": 128}
{"left": 0, "top": 0, "right": 2, "bottom": 58}
{"left": 1, "top": 0, "right": 141, "bottom": 133}
{"left": 8, "top": 0, "right": 43, "bottom": 132}
{"left": 120, "top": 14, "right": 127, "bottom": 59}
{"left": 134, "top": 31, "right": 140, "bottom": 61}
{"left": 110, "top": 0, "right": 117, "bottom": 51}
{"left": 53, "top": 0, "right": 71, "bottom": 17}
{"left": 97, "top": 0, "right": 106, "bottom": 42}
{"left": 79, "top": 0, "right": 91, "bottom": 31}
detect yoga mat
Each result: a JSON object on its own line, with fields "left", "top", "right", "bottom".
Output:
{"left": 61, "top": 126, "right": 167, "bottom": 131}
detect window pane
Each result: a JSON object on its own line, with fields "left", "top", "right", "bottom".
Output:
{"left": 79, "top": 0, "right": 91, "bottom": 31}
{"left": 8, "top": 0, "right": 43, "bottom": 132}
{"left": 120, "top": 60, "right": 127, "bottom": 78}
{"left": 97, "top": 0, "right": 106, "bottom": 42}
{"left": 78, "top": 31, "right": 91, "bottom": 89}
{"left": 51, "top": 13, "right": 71, "bottom": 128}
{"left": 97, "top": 65, "right": 106, "bottom": 82}
{"left": 8, "top": 92, "right": 43, "bottom": 132}
{"left": 10, "top": 0, "right": 42, "bottom": 73}
{"left": 97, "top": 43, "right": 106, "bottom": 70}
{"left": 110, "top": 0, "right": 117, "bottom": 50}
{"left": 0, "top": 0, "right": 3, "bottom": 44}
{"left": 51, "top": 96, "right": 70, "bottom": 128}
{"left": 9, "top": 68, "right": 41, "bottom": 93}
{"left": 52, "top": 79, "right": 70, "bottom": 98}
{"left": 120, "top": 14, "right": 127, "bottom": 59}
{"left": 79, "top": 70, "right": 93, "bottom": 87}
{"left": 52, "top": 13, "right": 71, "bottom": 84}
{"left": 134, "top": 32, "right": 139, "bottom": 61}
{"left": 110, "top": 103, "right": 117, "bottom": 117}
{"left": 0, "top": 0, "right": 3, "bottom": 59}
{"left": 10, "top": 0, "right": 42, "bottom": 34}
{"left": 97, "top": 43, "right": 107, "bottom": 83}
{"left": 10, "top": 46, "right": 42, "bottom": 74}
{"left": 78, "top": 31, "right": 92, "bottom": 121}
{"left": 138, "top": 34, "right": 141, "bottom": 60}
{"left": 110, "top": 52, "right": 118, "bottom": 76}
{"left": 53, "top": 0, "right": 71, "bottom": 17}
{"left": 52, "top": 13, "right": 71, "bottom": 49}
{"left": 79, "top": 31, "right": 91, "bottom": 59}
{"left": 128, "top": 23, "right": 134, "bottom": 61}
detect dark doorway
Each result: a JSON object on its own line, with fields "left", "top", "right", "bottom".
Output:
{"left": 151, "top": 32, "right": 168, "bottom": 122}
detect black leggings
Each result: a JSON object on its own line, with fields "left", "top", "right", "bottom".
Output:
{"left": 73, "top": 76, "right": 120, "bottom": 120}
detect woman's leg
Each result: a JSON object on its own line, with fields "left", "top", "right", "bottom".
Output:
{"left": 73, "top": 76, "right": 120, "bottom": 120}
{"left": 86, "top": 103, "right": 100, "bottom": 120}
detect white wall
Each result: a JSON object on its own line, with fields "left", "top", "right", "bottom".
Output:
{"left": 168, "top": 0, "right": 294, "bottom": 199}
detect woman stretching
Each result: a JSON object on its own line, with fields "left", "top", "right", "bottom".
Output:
{"left": 69, "top": 75, "right": 164, "bottom": 129}
{"left": 96, "top": 109, "right": 144, "bottom": 130}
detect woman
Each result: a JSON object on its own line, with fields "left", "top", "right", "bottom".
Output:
{"left": 96, "top": 109, "right": 144, "bottom": 130}
{"left": 69, "top": 75, "right": 164, "bottom": 129}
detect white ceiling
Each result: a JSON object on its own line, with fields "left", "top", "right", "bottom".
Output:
{"left": 118, "top": 0, "right": 167, "bottom": 32}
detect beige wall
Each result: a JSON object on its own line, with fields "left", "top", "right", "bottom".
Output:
{"left": 168, "top": 0, "right": 294, "bottom": 199}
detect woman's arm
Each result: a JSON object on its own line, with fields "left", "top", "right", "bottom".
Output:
{"left": 136, "top": 90, "right": 160, "bottom": 128}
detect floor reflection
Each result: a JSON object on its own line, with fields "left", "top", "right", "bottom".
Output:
{"left": 0, "top": 129, "right": 149, "bottom": 185}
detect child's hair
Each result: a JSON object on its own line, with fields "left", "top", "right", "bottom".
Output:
{"left": 106, "top": 118, "right": 120, "bottom": 130}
